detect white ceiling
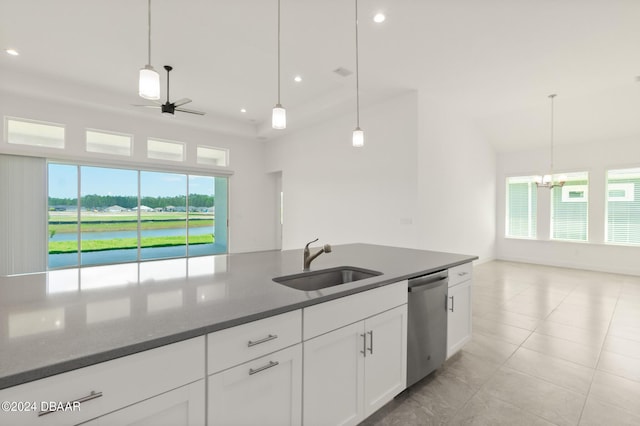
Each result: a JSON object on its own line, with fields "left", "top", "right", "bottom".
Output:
{"left": 1, "top": 0, "right": 640, "bottom": 151}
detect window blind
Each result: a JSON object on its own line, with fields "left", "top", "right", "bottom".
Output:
{"left": 606, "top": 168, "right": 640, "bottom": 245}
{"left": 506, "top": 176, "right": 537, "bottom": 238}
{"left": 551, "top": 172, "right": 588, "bottom": 241}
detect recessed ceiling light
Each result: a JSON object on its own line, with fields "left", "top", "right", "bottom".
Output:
{"left": 373, "top": 13, "right": 386, "bottom": 23}
{"left": 240, "top": 108, "right": 247, "bottom": 113}
{"left": 294, "top": 75, "right": 302, "bottom": 83}
{"left": 5, "top": 48, "right": 19, "bottom": 56}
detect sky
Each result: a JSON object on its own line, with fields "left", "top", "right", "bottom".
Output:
{"left": 48, "top": 163, "right": 218, "bottom": 199}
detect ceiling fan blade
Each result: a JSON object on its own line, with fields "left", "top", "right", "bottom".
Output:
{"left": 173, "top": 98, "right": 192, "bottom": 107}
{"left": 132, "top": 104, "right": 161, "bottom": 108}
{"left": 176, "top": 107, "right": 205, "bottom": 115}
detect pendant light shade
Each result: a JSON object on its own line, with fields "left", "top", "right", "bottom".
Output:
{"left": 352, "top": 127, "right": 364, "bottom": 147}
{"left": 272, "top": 0, "right": 286, "bottom": 129}
{"left": 139, "top": 0, "right": 160, "bottom": 100}
{"left": 352, "top": 0, "right": 363, "bottom": 147}
{"left": 272, "top": 103, "right": 286, "bottom": 129}
{"left": 139, "top": 65, "right": 160, "bottom": 100}
{"left": 535, "top": 94, "right": 565, "bottom": 189}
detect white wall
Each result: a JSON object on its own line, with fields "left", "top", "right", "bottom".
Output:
{"left": 416, "top": 95, "right": 496, "bottom": 262}
{"left": 265, "top": 90, "right": 497, "bottom": 262}
{"left": 265, "top": 92, "right": 420, "bottom": 250}
{"left": 0, "top": 91, "right": 277, "bottom": 257}
{"left": 496, "top": 138, "right": 640, "bottom": 275}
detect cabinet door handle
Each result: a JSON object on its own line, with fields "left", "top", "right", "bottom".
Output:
{"left": 360, "top": 333, "right": 367, "bottom": 357}
{"left": 247, "top": 334, "right": 278, "bottom": 347}
{"left": 449, "top": 295, "right": 455, "bottom": 312}
{"left": 38, "top": 390, "right": 103, "bottom": 417}
{"left": 367, "top": 330, "right": 374, "bottom": 354}
{"left": 249, "top": 360, "right": 279, "bottom": 376}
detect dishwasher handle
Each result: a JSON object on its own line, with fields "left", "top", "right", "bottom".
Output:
{"left": 408, "top": 271, "right": 448, "bottom": 292}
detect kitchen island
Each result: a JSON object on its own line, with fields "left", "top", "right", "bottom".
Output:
{"left": 0, "top": 243, "right": 476, "bottom": 425}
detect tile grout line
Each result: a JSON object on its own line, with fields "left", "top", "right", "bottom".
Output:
{"left": 576, "top": 283, "right": 623, "bottom": 425}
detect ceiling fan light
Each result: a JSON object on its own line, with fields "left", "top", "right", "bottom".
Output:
{"left": 352, "top": 127, "right": 364, "bottom": 147}
{"left": 139, "top": 65, "right": 160, "bottom": 100}
{"left": 272, "top": 104, "right": 286, "bottom": 129}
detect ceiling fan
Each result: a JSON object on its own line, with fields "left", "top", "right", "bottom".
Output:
{"left": 134, "top": 65, "right": 205, "bottom": 116}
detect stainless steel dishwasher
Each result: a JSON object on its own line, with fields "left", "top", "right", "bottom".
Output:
{"left": 406, "top": 269, "right": 448, "bottom": 388}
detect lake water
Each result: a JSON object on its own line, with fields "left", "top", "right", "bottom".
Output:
{"left": 50, "top": 226, "right": 212, "bottom": 241}
{"left": 48, "top": 226, "right": 224, "bottom": 268}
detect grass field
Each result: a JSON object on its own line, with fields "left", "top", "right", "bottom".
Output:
{"left": 48, "top": 234, "right": 214, "bottom": 254}
{"left": 49, "top": 213, "right": 213, "bottom": 233}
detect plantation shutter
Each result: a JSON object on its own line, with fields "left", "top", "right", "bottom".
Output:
{"left": 606, "top": 168, "right": 640, "bottom": 245}
{"left": 551, "top": 172, "right": 589, "bottom": 241}
{"left": 506, "top": 176, "right": 537, "bottom": 238}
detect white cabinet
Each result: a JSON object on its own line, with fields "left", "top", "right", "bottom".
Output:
{"left": 207, "top": 310, "right": 303, "bottom": 426}
{"left": 0, "top": 337, "right": 205, "bottom": 426}
{"left": 447, "top": 263, "right": 473, "bottom": 358}
{"left": 84, "top": 380, "right": 205, "bottom": 426}
{"left": 208, "top": 344, "right": 302, "bottom": 426}
{"left": 302, "top": 282, "right": 408, "bottom": 426}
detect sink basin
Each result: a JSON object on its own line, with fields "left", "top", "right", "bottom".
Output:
{"left": 273, "top": 266, "right": 382, "bottom": 291}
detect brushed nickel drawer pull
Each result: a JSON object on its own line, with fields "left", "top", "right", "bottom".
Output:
{"left": 458, "top": 271, "right": 468, "bottom": 276}
{"left": 367, "top": 330, "right": 374, "bottom": 354}
{"left": 360, "top": 333, "right": 367, "bottom": 357}
{"left": 247, "top": 334, "right": 278, "bottom": 347}
{"left": 38, "top": 390, "right": 103, "bottom": 417}
{"left": 449, "top": 296, "right": 455, "bottom": 312}
{"left": 249, "top": 361, "right": 279, "bottom": 375}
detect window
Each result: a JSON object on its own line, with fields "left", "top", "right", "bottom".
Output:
{"left": 48, "top": 163, "right": 228, "bottom": 269}
{"left": 197, "top": 146, "right": 228, "bottom": 167}
{"left": 147, "top": 138, "right": 185, "bottom": 162}
{"left": 505, "top": 176, "right": 537, "bottom": 238}
{"left": 86, "top": 129, "right": 132, "bottom": 156}
{"left": 6, "top": 117, "right": 65, "bottom": 149}
{"left": 606, "top": 168, "right": 640, "bottom": 245}
{"left": 551, "top": 172, "right": 589, "bottom": 241}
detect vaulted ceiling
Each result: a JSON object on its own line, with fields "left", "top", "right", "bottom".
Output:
{"left": 2, "top": 0, "right": 640, "bottom": 151}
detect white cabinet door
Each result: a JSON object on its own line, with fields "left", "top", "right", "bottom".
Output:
{"left": 447, "top": 279, "right": 472, "bottom": 358}
{"left": 208, "top": 344, "right": 302, "bottom": 426}
{"left": 303, "top": 321, "right": 365, "bottom": 426}
{"left": 303, "top": 305, "right": 408, "bottom": 426}
{"left": 86, "top": 380, "right": 205, "bottom": 426}
{"left": 363, "top": 305, "right": 407, "bottom": 417}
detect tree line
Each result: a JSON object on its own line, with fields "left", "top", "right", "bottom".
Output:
{"left": 48, "top": 194, "right": 215, "bottom": 209}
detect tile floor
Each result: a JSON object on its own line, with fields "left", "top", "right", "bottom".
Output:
{"left": 361, "top": 260, "right": 640, "bottom": 426}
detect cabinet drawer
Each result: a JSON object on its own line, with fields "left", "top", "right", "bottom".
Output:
{"left": 207, "top": 309, "right": 302, "bottom": 375}
{"left": 448, "top": 262, "right": 472, "bottom": 287}
{"left": 303, "top": 280, "right": 407, "bottom": 340}
{"left": 0, "top": 337, "right": 204, "bottom": 426}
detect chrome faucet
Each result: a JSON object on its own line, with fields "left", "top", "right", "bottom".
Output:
{"left": 303, "top": 238, "right": 332, "bottom": 271}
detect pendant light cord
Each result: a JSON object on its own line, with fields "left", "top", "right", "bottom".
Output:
{"left": 147, "top": 0, "right": 152, "bottom": 65}
{"left": 277, "top": 0, "right": 281, "bottom": 105}
{"left": 549, "top": 94, "right": 556, "bottom": 174}
{"left": 355, "top": 0, "right": 360, "bottom": 127}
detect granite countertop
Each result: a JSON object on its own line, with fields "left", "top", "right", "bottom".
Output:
{"left": 0, "top": 243, "right": 477, "bottom": 390}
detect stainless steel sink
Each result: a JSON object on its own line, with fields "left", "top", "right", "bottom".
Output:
{"left": 273, "top": 266, "right": 382, "bottom": 291}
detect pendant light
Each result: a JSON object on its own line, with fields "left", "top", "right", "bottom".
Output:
{"left": 138, "top": 0, "right": 160, "bottom": 100}
{"left": 272, "top": 0, "right": 286, "bottom": 129}
{"left": 352, "top": 0, "right": 364, "bottom": 147}
{"left": 535, "top": 94, "right": 565, "bottom": 188}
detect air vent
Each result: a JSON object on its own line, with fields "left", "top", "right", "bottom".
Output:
{"left": 333, "top": 67, "right": 353, "bottom": 77}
